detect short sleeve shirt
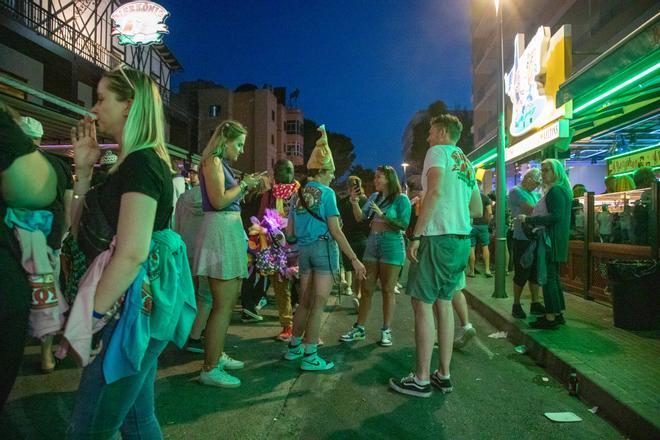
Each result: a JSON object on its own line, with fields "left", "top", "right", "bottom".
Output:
{"left": 292, "top": 181, "right": 340, "bottom": 246}
{"left": 98, "top": 148, "right": 173, "bottom": 232}
{"left": 420, "top": 145, "right": 476, "bottom": 236}
{"left": 508, "top": 185, "right": 540, "bottom": 240}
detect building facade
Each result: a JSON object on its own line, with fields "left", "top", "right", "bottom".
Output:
{"left": 171, "top": 81, "right": 304, "bottom": 173}
{"left": 0, "top": 0, "right": 184, "bottom": 149}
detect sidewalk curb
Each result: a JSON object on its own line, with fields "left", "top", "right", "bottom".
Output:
{"left": 463, "top": 287, "right": 660, "bottom": 440}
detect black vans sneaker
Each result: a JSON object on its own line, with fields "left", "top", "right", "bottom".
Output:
{"left": 530, "top": 302, "right": 546, "bottom": 315}
{"left": 512, "top": 303, "right": 527, "bottom": 319}
{"left": 431, "top": 371, "right": 453, "bottom": 393}
{"left": 389, "top": 373, "right": 432, "bottom": 398}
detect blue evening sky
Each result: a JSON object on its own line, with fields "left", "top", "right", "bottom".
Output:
{"left": 164, "top": 0, "right": 473, "bottom": 170}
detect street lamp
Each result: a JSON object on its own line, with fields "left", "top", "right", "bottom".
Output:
{"left": 401, "top": 162, "right": 410, "bottom": 195}
{"left": 493, "top": 0, "right": 508, "bottom": 298}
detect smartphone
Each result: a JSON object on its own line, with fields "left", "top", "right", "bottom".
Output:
{"left": 353, "top": 181, "right": 362, "bottom": 196}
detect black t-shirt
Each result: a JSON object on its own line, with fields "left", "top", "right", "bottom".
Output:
{"left": 473, "top": 193, "right": 492, "bottom": 225}
{"left": 97, "top": 149, "right": 173, "bottom": 232}
{"left": 42, "top": 152, "right": 73, "bottom": 250}
{"left": 338, "top": 195, "right": 370, "bottom": 242}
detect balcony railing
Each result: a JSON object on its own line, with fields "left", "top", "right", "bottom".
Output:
{"left": 1, "top": 0, "right": 122, "bottom": 71}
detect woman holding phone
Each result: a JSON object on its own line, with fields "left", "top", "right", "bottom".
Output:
{"left": 193, "top": 120, "right": 263, "bottom": 388}
{"left": 340, "top": 166, "right": 411, "bottom": 346}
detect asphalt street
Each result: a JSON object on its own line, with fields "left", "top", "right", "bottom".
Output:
{"left": 2, "top": 290, "right": 623, "bottom": 439}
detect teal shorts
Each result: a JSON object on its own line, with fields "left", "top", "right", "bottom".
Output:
{"left": 406, "top": 235, "right": 471, "bottom": 303}
{"left": 470, "top": 224, "right": 490, "bottom": 247}
{"left": 363, "top": 231, "right": 406, "bottom": 266}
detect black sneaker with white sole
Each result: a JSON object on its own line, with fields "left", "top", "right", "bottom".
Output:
{"left": 431, "top": 371, "right": 453, "bottom": 393}
{"left": 389, "top": 373, "right": 432, "bottom": 398}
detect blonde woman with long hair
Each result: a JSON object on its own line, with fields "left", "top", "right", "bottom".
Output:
{"left": 519, "top": 159, "right": 572, "bottom": 329}
{"left": 192, "top": 120, "right": 261, "bottom": 388}
{"left": 68, "top": 66, "right": 179, "bottom": 437}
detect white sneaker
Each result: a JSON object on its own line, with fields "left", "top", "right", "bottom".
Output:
{"left": 218, "top": 352, "right": 244, "bottom": 370}
{"left": 345, "top": 287, "right": 354, "bottom": 296}
{"left": 352, "top": 297, "right": 360, "bottom": 311}
{"left": 199, "top": 366, "right": 241, "bottom": 388}
{"left": 453, "top": 325, "right": 476, "bottom": 349}
{"left": 379, "top": 329, "right": 393, "bottom": 347}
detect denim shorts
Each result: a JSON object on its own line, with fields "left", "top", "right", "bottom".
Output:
{"left": 406, "top": 235, "right": 471, "bottom": 303}
{"left": 470, "top": 224, "right": 490, "bottom": 247}
{"left": 298, "top": 239, "right": 340, "bottom": 275}
{"left": 363, "top": 231, "right": 406, "bottom": 266}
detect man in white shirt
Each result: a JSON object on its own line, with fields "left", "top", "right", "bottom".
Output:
{"left": 389, "top": 114, "right": 482, "bottom": 398}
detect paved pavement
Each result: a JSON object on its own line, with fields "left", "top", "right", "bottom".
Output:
{"left": 462, "top": 271, "right": 660, "bottom": 440}
{"left": 2, "top": 288, "right": 624, "bottom": 439}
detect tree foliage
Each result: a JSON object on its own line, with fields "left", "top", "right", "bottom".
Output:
{"left": 346, "top": 164, "right": 375, "bottom": 188}
{"left": 303, "top": 119, "right": 356, "bottom": 179}
{"left": 409, "top": 101, "right": 473, "bottom": 168}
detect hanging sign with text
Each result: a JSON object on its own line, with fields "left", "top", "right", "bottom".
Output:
{"left": 111, "top": 1, "right": 169, "bottom": 46}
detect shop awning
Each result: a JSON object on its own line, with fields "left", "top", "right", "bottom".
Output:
{"left": 467, "top": 134, "right": 497, "bottom": 168}
{"left": 558, "top": 13, "right": 660, "bottom": 140}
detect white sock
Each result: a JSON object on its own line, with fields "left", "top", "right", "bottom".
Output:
{"left": 434, "top": 370, "right": 450, "bottom": 380}
{"left": 463, "top": 323, "right": 473, "bottom": 330}
{"left": 414, "top": 375, "right": 430, "bottom": 385}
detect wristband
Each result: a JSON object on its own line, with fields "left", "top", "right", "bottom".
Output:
{"left": 410, "top": 235, "right": 422, "bottom": 241}
{"left": 92, "top": 309, "right": 105, "bottom": 319}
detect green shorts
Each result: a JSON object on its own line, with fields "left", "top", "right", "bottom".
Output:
{"left": 406, "top": 235, "right": 471, "bottom": 303}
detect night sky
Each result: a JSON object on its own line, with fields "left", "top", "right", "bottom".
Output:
{"left": 164, "top": 0, "right": 473, "bottom": 171}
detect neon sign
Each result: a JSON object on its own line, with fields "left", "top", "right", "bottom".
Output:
{"left": 505, "top": 27, "right": 553, "bottom": 137}
{"left": 111, "top": 1, "right": 169, "bottom": 46}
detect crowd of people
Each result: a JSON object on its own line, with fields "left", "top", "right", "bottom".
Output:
{"left": 1, "top": 65, "right": 657, "bottom": 436}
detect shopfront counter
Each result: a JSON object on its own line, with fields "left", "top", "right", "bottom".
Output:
{"left": 560, "top": 185, "right": 658, "bottom": 304}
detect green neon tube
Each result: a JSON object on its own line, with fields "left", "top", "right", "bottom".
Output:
{"left": 574, "top": 62, "right": 660, "bottom": 114}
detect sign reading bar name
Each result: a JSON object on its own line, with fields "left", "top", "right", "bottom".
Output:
{"left": 505, "top": 119, "right": 570, "bottom": 162}
{"left": 607, "top": 146, "right": 659, "bottom": 176}
{"left": 111, "top": 1, "right": 169, "bottom": 46}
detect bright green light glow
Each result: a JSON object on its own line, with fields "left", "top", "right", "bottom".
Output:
{"left": 610, "top": 165, "right": 660, "bottom": 178}
{"left": 605, "top": 142, "right": 660, "bottom": 161}
{"left": 574, "top": 62, "right": 660, "bottom": 114}
{"left": 474, "top": 151, "right": 498, "bottom": 168}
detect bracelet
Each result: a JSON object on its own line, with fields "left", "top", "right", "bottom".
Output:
{"left": 73, "top": 192, "right": 87, "bottom": 199}
{"left": 410, "top": 235, "right": 422, "bottom": 241}
{"left": 92, "top": 309, "right": 105, "bottom": 319}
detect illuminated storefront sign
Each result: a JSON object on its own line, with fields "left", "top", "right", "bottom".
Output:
{"left": 505, "top": 25, "right": 571, "bottom": 139}
{"left": 503, "top": 25, "right": 572, "bottom": 163}
{"left": 606, "top": 144, "right": 660, "bottom": 176}
{"left": 505, "top": 119, "right": 570, "bottom": 162}
{"left": 111, "top": 1, "right": 169, "bottom": 46}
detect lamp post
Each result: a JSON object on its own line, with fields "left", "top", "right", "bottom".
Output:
{"left": 401, "top": 162, "right": 410, "bottom": 195}
{"left": 493, "top": 0, "right": 508, "bottom": 298}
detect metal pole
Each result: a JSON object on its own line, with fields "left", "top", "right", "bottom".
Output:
{"left": 493, "top": 1, "right": 508, "bottom": 298}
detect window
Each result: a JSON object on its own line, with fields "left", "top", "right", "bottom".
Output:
{"left": 209, "top": 105, "right": 221, "bottom": 117}
{"left": 271, "top": 110, "right": 275, "bottom": 121}
{"left": 271, "top": 134, "right": 275, "bottom": 145}
{"left": 285, "top": 120, "right": 302, "bottom": 135}
{"left": 286, "top": 143, "right": 302, "bottom": 157}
